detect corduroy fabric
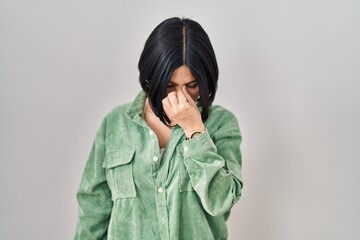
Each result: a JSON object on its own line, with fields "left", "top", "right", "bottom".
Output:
{"left": 74, "top": 91, "right": 243, "bottom": 240}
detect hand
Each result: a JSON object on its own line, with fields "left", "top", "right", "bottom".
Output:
{"left": 162, "top": 86, "right": 205, "bottom": 137}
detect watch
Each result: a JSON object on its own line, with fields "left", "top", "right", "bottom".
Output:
{"left": 185, "top": 129, "right": 206, "bottom": 140}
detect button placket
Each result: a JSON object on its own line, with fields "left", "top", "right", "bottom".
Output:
{"left": 155, "top": 185, "right": 168, "bottom": 240}
{"left": 153, "top": 127, "right": 183, "bottom": 240}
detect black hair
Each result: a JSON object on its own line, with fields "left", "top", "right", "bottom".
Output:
{"left": 138, "top": 17, "right": 219, "bottom": 126}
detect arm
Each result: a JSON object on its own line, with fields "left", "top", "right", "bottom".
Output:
{"left": 162, "top": 86, "right": 243, "bottom": 216}
{"left": 74, "top": 118, "right": 113, "bottom": 240}
{"left": 182, "top": 113, "right": 243, "bottom": 216}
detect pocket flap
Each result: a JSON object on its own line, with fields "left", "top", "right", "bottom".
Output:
{"left": 103, "top": 148, "right": 135, "bottom": 168}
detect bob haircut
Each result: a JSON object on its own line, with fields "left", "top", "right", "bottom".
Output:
{"left": 138, "top": 17, "right": 219, "bottom": 126}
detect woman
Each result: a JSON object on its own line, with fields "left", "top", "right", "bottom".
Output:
{"left": 74, "top": 17, "right": 243, "bottom": 240}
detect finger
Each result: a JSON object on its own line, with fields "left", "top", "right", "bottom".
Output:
{"left": 181, "top": 86, "right": 196, "bottom": 106}
{"left": 162, "top": 97, "right": 172, "bottom": 112}
{"left": 176, "top": 87, "right": 187, "bottom": 104}
{"left": 167, "top": 91, "right": 178, "bottom": 108}
{"left": 163, "top": 98, "right": 176, "bottom": 116}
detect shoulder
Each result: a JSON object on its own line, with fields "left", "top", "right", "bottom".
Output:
{"left": 208, "top": 104, "right": 238, "bottom": 122}
{"left": 94, "top": 102, "right": 132, "bottom": 139}
{"left": 205, "top": 104, "right": 241, "bottom": 136}
{"left": 104, "top": 91, "right": 145, "bottom": 124}
{"left": 104, "top": 102, "right": 132, "bottom": 121}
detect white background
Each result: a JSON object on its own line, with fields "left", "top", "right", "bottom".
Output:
{"left": 0, "top": 0, "right": 359, "bottom": 239}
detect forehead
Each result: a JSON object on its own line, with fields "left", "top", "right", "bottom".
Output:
{"left": 170, "top": 65, "right": 196, "bottom": 84}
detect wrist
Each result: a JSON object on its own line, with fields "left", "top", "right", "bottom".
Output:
{"left": 184, "top": 126, "right": 206, "bottom": 140}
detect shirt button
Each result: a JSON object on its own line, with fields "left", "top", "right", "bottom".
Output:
{"left": 184, "top": 146, "right": 188, "bottom": 152}
{"left": 149, "top": 131, "right": 154, "bottom": 136}
{"left": 153, "top": 156, "right": 159, "bottom": 162}
{"left": 157, "top": 187, "right": 164, "bottom": 193}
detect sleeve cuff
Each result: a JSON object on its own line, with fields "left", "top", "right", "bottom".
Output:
{"left": 182, "top": 130, "right": 217, "bottom": 158}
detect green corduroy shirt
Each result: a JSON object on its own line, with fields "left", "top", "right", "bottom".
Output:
{"left": 74, "top": 91, "right": 243, "bottom": 240}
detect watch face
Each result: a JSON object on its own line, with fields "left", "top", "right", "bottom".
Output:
{"left": 190, "top": 131, "right": 202, "bottom": 139}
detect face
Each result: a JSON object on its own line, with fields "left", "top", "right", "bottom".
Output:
{"left": 166, "top": 65, "right": 199, "bottom": 101}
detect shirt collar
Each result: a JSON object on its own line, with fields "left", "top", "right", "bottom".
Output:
{"left": 125, "top": 90, "right": 147, "bottom": 126}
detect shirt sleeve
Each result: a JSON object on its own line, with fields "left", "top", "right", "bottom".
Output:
{"left": 182, "top": 113, "right": 243, "bottom": 217}
{"left": 74, "top": 118, "right": 113, "bottom": 240}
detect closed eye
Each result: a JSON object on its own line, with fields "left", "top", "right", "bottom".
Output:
{"left": 166, "top": 80, "right": 198, "bottom": 89}
{"left": 167, "top": 84, "right": 176, "bottom": 89}
{"left": 186, "top": 81, "right": 198, "bottom": 88}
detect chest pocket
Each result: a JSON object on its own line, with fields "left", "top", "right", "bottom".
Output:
{"left": 177, "top": 145, "right": 195, "bottom": 192}
{"left": 103, "top": 148, "right": 137, "bottom": 200}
